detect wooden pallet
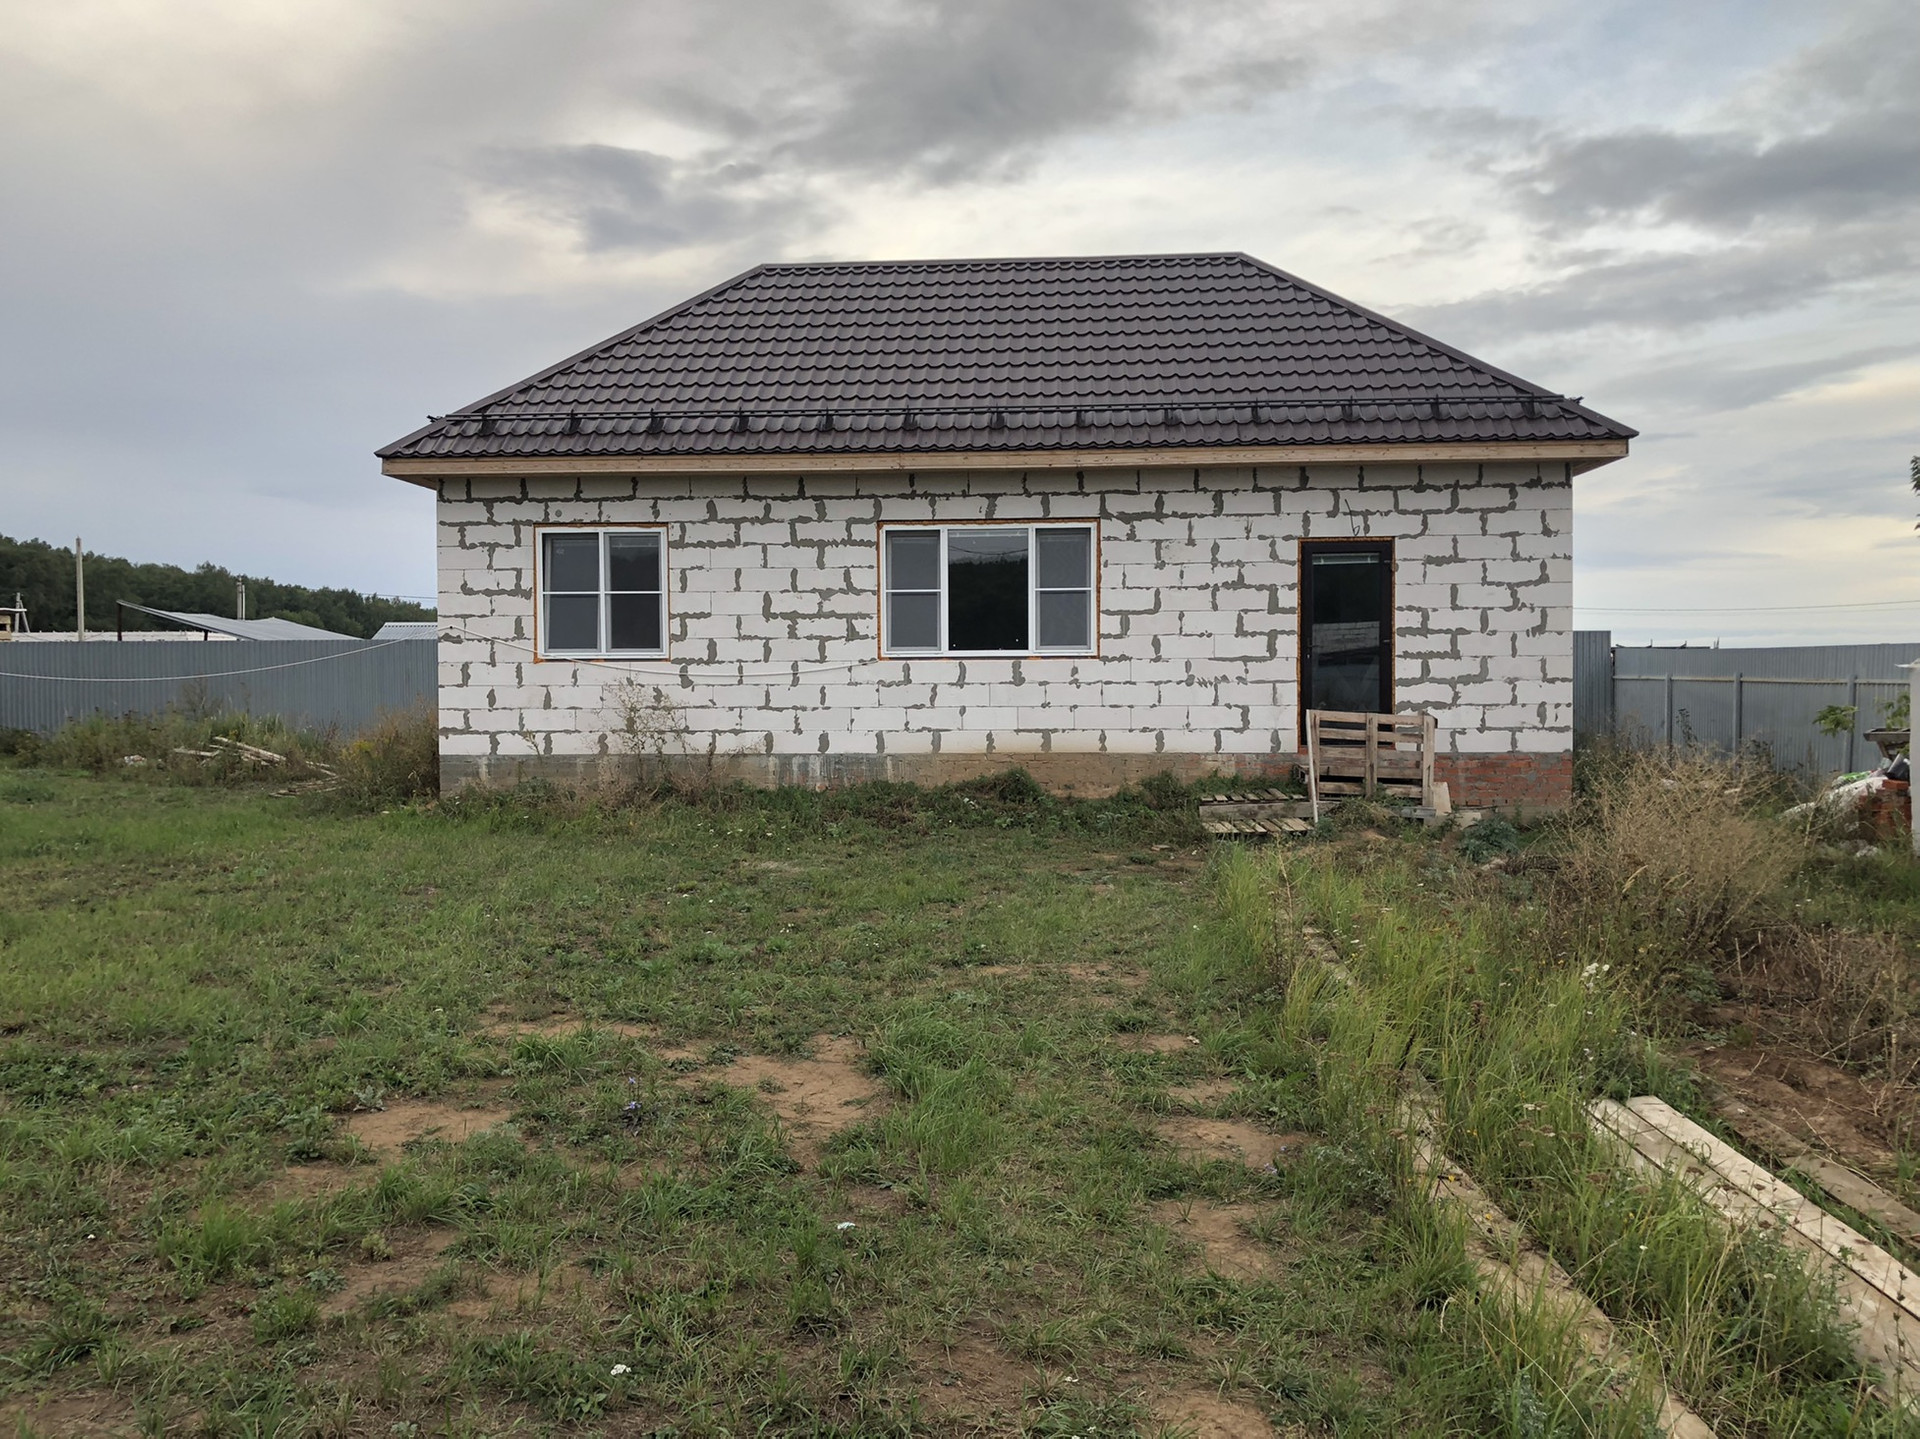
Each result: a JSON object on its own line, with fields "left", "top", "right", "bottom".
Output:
{"left": 1202, "top": 787, "right": 1299, "bottom": 804}
{"left": 1200, "top": 815, "right": 1313, "bottom": 838}
{"left": 1305, "top": 709, "right": 1437, "bottom": 821}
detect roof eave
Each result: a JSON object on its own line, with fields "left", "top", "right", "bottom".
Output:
{"left": 386, "top": 437, "right": 1628, "bottom": 486}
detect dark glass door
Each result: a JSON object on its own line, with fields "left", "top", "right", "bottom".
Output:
{"left": 1301, "top": 541, "right": 1393, "bottom": 718}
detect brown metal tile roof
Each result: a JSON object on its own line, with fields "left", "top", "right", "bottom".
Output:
{"left": 378, "top": 252, "right": 1633, "bottom": 462}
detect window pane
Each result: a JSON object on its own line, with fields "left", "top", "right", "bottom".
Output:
{"left": 1310, "top": 653, "right": 1382, "bottom": 713}
{"left": 1037, "top": 590, "right": 1090, "bottom": 649}
{"left": 886, "top": 530, "right": 940, "bottom": 591}
{"left": 609, "top": 592, "right": 661, "bottom": 651}
{"left": 607, "top": 532, "right": 661, "bottom": 592}
{"left": 947, "top": 529, "right": 1028, "bottom": 651}
{"left": 1309, "top": 551, "right": 1384, "bottom": 656}
{"left": 888, "top": 591, "right": 939, "bottom": 649}
{"left": 547, "top": 593, "right": 599, "bottom": 650}
{"left": 544, "top": 533, "right": 599, "bottom": 592}
{"left": 1036, "top": 528, "right": 1090, "bottom": 589}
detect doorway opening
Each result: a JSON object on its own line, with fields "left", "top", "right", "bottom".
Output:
{"left": 1299, "top": 539, "right": 1394, "bottom": 734}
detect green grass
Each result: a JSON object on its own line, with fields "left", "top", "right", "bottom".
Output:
{"left": 0, "top": 770, "right": 1592, "bottom": 1436}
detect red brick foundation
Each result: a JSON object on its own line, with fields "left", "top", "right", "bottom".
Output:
{"left": 1435, "top": 752, "right": 1573, "bottom": 815}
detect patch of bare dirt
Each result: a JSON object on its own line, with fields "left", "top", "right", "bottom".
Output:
{"left": 446, "top": 1262, "right": 597, "bottom": 1321}
{"left": 844, "top": 1182, "right": 912, "bottom": 1218}
{"left": 1115, "top": 1032, "right": 1201, "bottom": 1054}
{"left": 345, "top": 1087, "right": 514, "bottom": 1154}
{"left": 267, "top": 1162, "right": 363, "bottom": 1199}
{"left": 918, "top": 1334, "right": 1035, "bottom": 1419}
{"left": 693, "top": 1036, "right": 883, "bottom": 1165}
{"left": 480, "top": 1006, "right": 659, "bottom": 1041}
{"left": 1153, "top": 1390, "right": 1282, "bottom": 1438}
{"left": 0, "top": 1392, "right": 139, "bottom": 1437}
{"left": 1064, "top": 961, "right": 1150, "bottom": 1005}
{"left": 1169, "top": 1078, "right": 1237, "bottom": 1108}
{"left": 323, "top": 1228, "right": 460, "bottom": 1316}
{"left": 1151, "top": 1199, "right": 1281, "bottom": 1281}
{"left": 1158, "top": 1118, "right": 1311, "bottom": 1169}
{"left": 1683, "top": 1040, "right": 1908, "bottom": 1174}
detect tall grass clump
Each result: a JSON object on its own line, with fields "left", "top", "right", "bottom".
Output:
{"left": 1558, "top": 747, "right": 1804, "bottom": 975}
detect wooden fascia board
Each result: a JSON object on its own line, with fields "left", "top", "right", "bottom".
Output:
{"left": 385, "top": 439, "right": 1628, "bottom": 485}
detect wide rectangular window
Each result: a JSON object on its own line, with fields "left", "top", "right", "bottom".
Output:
{"left": 538, "top": 527, "right": 666, "bottom": 657}
{"left": 882, "top": 524, "right": 1095, "bottom": 656}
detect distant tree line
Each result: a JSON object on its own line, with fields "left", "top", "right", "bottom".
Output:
{"left": 0, "top": 534, "right": 433, "bottom": 639}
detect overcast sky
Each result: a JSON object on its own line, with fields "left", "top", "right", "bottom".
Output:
{"left": 3, "top": 0, "right": 1915, "bottom": 643}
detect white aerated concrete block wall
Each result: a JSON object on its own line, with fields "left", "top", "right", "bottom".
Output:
{"left": 435, "top": 461, "right": 1571, "bottom": 786}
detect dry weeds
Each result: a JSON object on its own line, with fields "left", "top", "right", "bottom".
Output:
{"left": 1560, "top": 749, "right": 1802, "bottom": 957}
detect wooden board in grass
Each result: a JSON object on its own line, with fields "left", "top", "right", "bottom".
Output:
{"left": 1591, "top": 1095, "right": 1920, "bottom": 1408}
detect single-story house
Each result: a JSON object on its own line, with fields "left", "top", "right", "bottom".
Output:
{"left": 378, "top": 252, "right": 1633, "bottom": 811}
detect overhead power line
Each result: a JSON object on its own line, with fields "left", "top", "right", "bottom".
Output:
{"left": 1582, "top": 599, "right": 1920, "bottom": 614}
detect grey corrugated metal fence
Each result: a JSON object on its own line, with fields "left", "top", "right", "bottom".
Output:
{"left": 1572, "top": 629, "right": 1615, "bottom": 745}
{"left": 1575, "top": 631, "right": 1917, "bottom": 773}
{"left": 0, "top": 638, "right": 436, "bottom": 736}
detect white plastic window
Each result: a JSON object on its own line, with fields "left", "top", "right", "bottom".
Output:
{"left": 538, "top": 528, "right": 666, "bottom": 657}
{"left": 882, "top": 524, "right": 1095, "bottom": 656}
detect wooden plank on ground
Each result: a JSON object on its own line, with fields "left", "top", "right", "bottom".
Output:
{"left": 1591, "top": 1096, "right": 1920, "bottom": 1406}
{"left": 1717, "top": 1105, "right": 1920, "bottom": 1248}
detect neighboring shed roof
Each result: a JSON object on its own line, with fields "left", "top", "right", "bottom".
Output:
{"left": 118, "top": 602, "right": 353, "bottom": 641}
{"left": 373, "top": 621, "right": 439, "bottom": 641}
{"left": 379, "top": 252, "right": 1632, "bottom": 467}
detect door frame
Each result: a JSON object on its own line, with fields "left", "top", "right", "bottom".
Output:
{"left": 1297, "top": 537, "right": 1396, "bottom": 746}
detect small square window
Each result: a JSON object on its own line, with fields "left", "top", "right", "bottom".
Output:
{"left": 882, "top": 523, "right": 1096, "bottom": 656}
{"left": 539, "top": 528, "right": 666, "bottom": 657}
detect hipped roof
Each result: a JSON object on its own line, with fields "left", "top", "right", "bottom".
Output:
{"left": 379, "top": 252, "right": 1632, "bottom": 466}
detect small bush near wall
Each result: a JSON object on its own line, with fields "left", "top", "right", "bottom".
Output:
{"left": 330, "top": 704, "right": 440, "bottom": 809}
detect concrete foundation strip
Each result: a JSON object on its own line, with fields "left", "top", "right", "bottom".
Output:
{"left": 1590, "top": 1095, "right": 1920, "bottom": 1408}
{"left": 1402, "top": 1090, "right": 1716, "bottom": 1438}
{"left": 1304, "top": 950, "right": 1711, "bottom": 1431}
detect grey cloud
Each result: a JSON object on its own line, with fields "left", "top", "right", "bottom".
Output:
{"left": 1407, "top": 223, "right": 1920, "bottom": 339}
{"left": 783, "top": 0, "right": 1164, "bottom": 183}
{"left": 1601, "top": 343, "right": 1920, "bottom": 415}
{"left": 623, "top": 0, "right": 1314, "bottom": 188}
{"left": 476, "top": 143, "right": 821, "bottom": 253}
{"left": 1507, "top": 120, "right": 1920, "bottom": 234}
{"left": 1402, "top": 2, "right": 1920, "bottom": 337}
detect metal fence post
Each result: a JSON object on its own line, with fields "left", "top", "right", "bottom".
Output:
{"left": 1664, "top": 673, "right": 1675, "bottom": 750}
{"left": 1847, "top": 675, "right": 1859, "bottom": 772}
{"left": 1732, "top": 673, "right": 1743, "bottom": 759}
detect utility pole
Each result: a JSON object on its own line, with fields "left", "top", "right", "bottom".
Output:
{"left": 74, "top": 537, "right": 85, "bottom": 642}
{"left": 236, "top": 579, "right": 246, "bottom": 621}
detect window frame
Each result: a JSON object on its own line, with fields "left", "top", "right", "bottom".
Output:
{"left": 877, "top": 520, "right": 1099, "bottom": 659}
{"left": 532, "top": 523, "right": 670, "bottom": 661}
